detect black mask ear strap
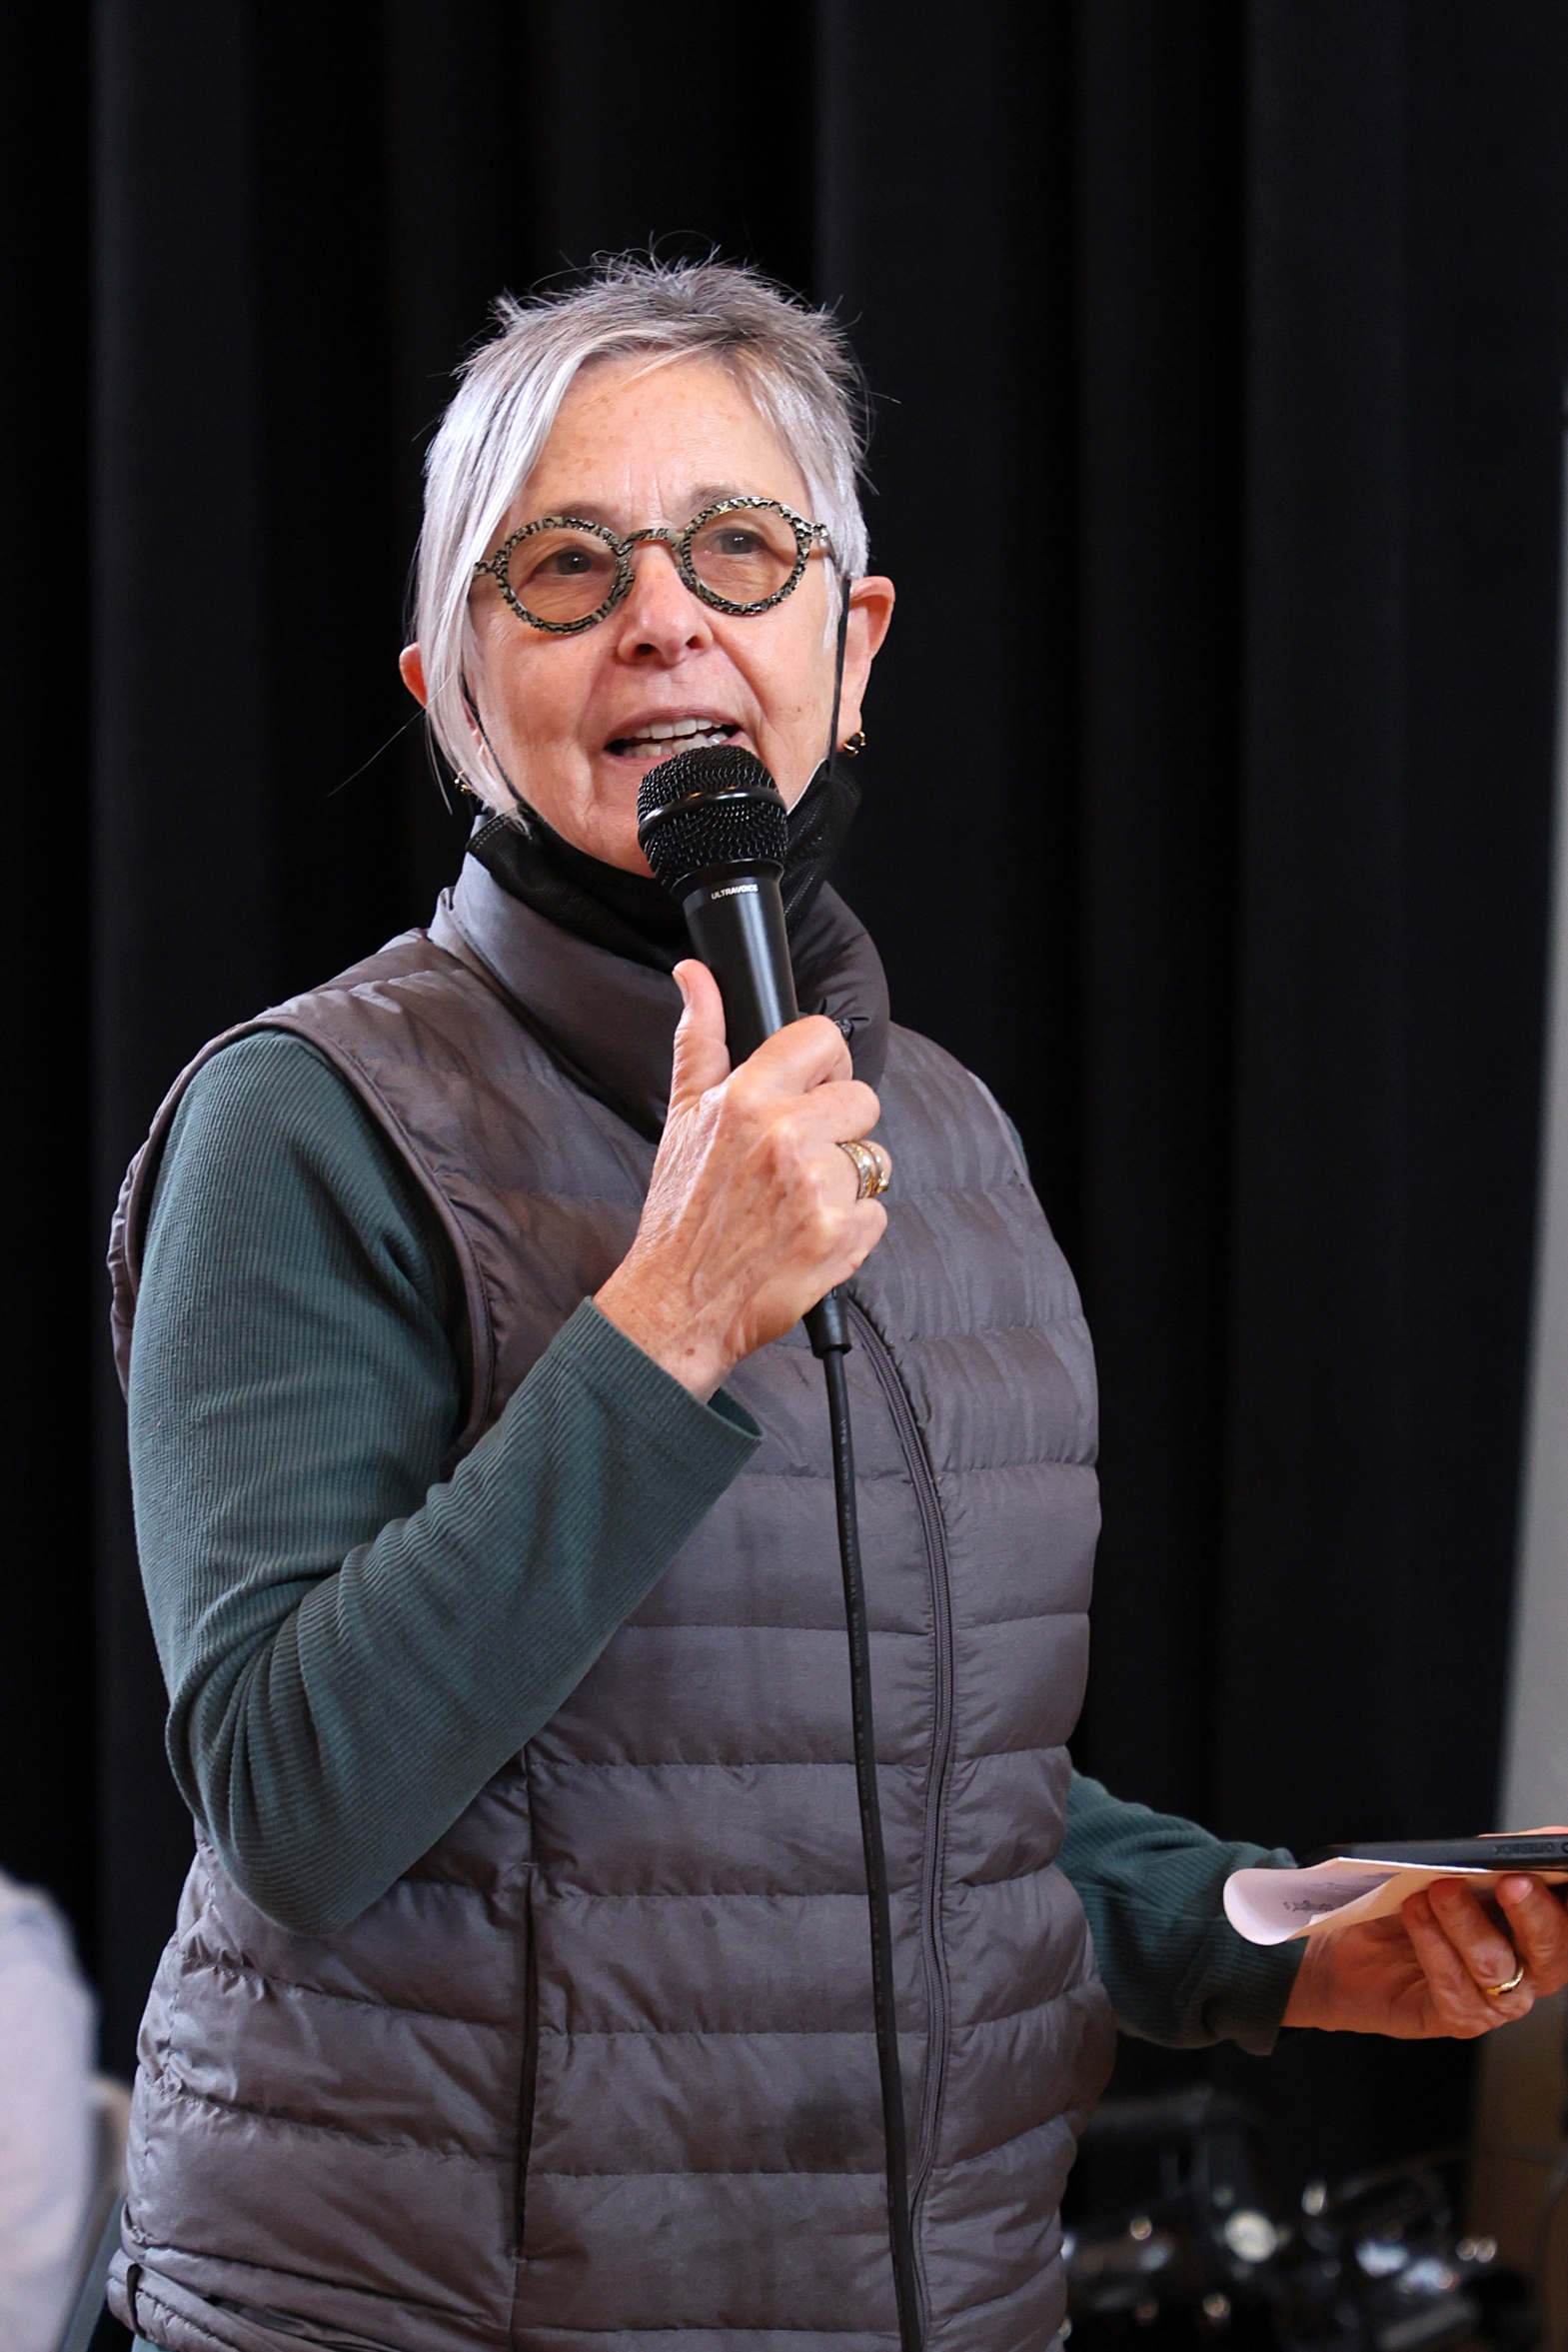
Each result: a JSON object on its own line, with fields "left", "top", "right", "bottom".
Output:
{"left": 825, "top": 578, "right": 854, "bottom": 789}
{"left": 779, "top": 583, "right": 863, "bottom": 938}
{"left": 460, "top": 674, "right": 532, "bottom": 819}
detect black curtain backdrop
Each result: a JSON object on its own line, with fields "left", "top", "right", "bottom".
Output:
{"left": 8, "top": 0, "right": 1567, "bottom": 2212}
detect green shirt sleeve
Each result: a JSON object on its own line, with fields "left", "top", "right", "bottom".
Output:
{"left": 1061, "top": 1773, "right": 1303, "bottom": 2053}
{"left": 130, "top": 1030, "right": 760, "bottom": 1937}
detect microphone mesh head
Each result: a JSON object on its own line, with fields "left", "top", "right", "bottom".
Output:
{"left": 637, "top": 743, "right": 788, "bottom": 897}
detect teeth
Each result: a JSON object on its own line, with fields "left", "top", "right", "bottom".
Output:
{"left": 617, "top": 717, "right": 734, "bottom": 750}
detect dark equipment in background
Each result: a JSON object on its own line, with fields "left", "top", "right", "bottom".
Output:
{"left": 1065, "top": 2089, "right": 1535, "bottom": 2352}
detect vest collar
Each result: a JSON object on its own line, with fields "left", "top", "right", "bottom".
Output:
{"left": 433, "top": 853, "right": 889, "bottom": 1141}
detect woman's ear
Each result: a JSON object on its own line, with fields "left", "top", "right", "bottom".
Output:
{"left": 399, "top": 644, "right": 429, "bottom": 706}
{"left": 835, "top": 576, "right": 895, "bottom": 743}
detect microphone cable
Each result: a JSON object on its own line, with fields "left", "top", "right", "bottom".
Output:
{"left": 807, "top": 1300, "right": 924, "bottom": 2352}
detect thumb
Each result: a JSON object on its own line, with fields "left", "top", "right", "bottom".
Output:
{"left": 669, "top": 959, "right": 731, "bottom": 1112}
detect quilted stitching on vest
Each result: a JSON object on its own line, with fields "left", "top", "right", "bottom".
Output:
{"left": 109, "top": 913, "right": 1114, "bottom": 2352}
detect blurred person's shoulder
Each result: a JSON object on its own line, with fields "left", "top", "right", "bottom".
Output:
{"left": 0, "top": 1870, "right": 89, "bottom": 1997}
{"left": 0, "top": 1869, "right": 74, "bottom": 1945}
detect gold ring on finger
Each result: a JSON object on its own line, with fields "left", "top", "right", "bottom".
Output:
{"left": 838, "top": 1138, "right": 890, "bottom": 1201}
{"left": 1483, "top": 1960, "right": 1526, "bottom": 1997}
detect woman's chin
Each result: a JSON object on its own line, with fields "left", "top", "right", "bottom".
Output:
{"left": 554, "top": 787, "right": 653, "bottom": 875}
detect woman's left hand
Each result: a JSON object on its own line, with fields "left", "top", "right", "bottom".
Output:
{"left": 1281, "top": 1863, "right": 1568, "bottom": 2038}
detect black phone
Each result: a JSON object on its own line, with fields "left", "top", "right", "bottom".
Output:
{"left": 1308, "top": 1834, "right": 1568, "bottom": 1869}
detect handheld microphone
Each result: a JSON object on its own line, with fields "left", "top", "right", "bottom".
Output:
{"left": 638, "top": 742, "right": 922, "bottom": 2352}
{"left": 638, "top": 743, "right": 848, "bottom": 1354}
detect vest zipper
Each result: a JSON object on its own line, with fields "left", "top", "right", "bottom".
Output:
{"left": 846, "top": 1295, "right": 955, "bottom": 2335}
{"left": 515, "top": 1878, "right": 540, "bottom": 2255}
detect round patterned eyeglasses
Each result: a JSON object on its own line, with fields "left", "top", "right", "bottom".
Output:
{"left": 473, "top": 496, "right": 836, "bottom": 635}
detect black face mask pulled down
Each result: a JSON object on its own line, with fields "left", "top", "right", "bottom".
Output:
{"left": 467, "top": 757, "right": 860, "bottom": 975}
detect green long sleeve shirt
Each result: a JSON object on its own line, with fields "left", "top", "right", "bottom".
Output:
{"left": 128, "top": 1030, "right": 1301, "bottom": 2051}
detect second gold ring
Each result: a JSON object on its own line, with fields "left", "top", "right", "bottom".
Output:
{"left": 839, "top": 1138, "right": 890, "bottom": 1201}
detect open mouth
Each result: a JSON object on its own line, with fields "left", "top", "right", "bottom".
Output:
{"left": 606, "top": 717, "right": 741, "bottom": 759}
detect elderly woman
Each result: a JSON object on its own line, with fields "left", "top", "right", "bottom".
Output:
{"left": 108, "top": 261, "right": 1568, "bottom": 2352}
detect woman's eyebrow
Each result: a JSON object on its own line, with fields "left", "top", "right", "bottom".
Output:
{"left": 518, "top": 498, "right": 619, "bottom": 526}
{"left": 685, "top": 482, "right": 753, "bottom": 510}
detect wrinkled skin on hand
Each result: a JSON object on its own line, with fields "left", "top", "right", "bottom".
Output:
{"left": 595, "top": 959, "right": 889, "bottom": 1401}
{"left": 1283, "top": 1835, "right": 1568, "bottom": 2038}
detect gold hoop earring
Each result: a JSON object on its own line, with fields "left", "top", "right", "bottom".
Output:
{"left": 838, "top": 729, "right": 866, "bottom": 756}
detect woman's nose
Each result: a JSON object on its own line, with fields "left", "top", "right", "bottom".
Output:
{"left": 612, "top": 541, "right": 715, "bottom": 661}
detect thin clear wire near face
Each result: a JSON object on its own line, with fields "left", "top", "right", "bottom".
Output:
{"left": 473, "top": 497, "right": 836, "bottom": 634}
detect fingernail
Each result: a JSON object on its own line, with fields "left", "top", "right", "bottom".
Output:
{"left": 1499, "top": 1875, "right": 1533, "bottom": 1903}
{"left": 674, "top": 968, "right": 691, "bottom": 1011}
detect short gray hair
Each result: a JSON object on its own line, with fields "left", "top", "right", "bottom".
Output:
{"left": 413, "top": 257, "right": 871, "bottom": 812}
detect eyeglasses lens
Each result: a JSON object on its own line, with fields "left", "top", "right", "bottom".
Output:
{"left": 509, "top": 527, "right": 621, "bottom": 627}
{"left": 689, "top": 506, "right": 801, "bottom": 608}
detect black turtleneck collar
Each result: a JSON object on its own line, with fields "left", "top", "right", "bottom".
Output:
{"left": 434, "top": 857, "right": 888, "bottom": 1142}
{"left": 466, "top": 758, "right": 862, "bottom": 976}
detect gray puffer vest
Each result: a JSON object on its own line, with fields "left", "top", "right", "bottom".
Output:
{"left": 107, "top": 859, "right": 1114, "bottom": 2352}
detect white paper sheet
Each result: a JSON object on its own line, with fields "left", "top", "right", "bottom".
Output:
{"left": 1222, "top": 1855, "right": 1566, "bottom": 1945}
